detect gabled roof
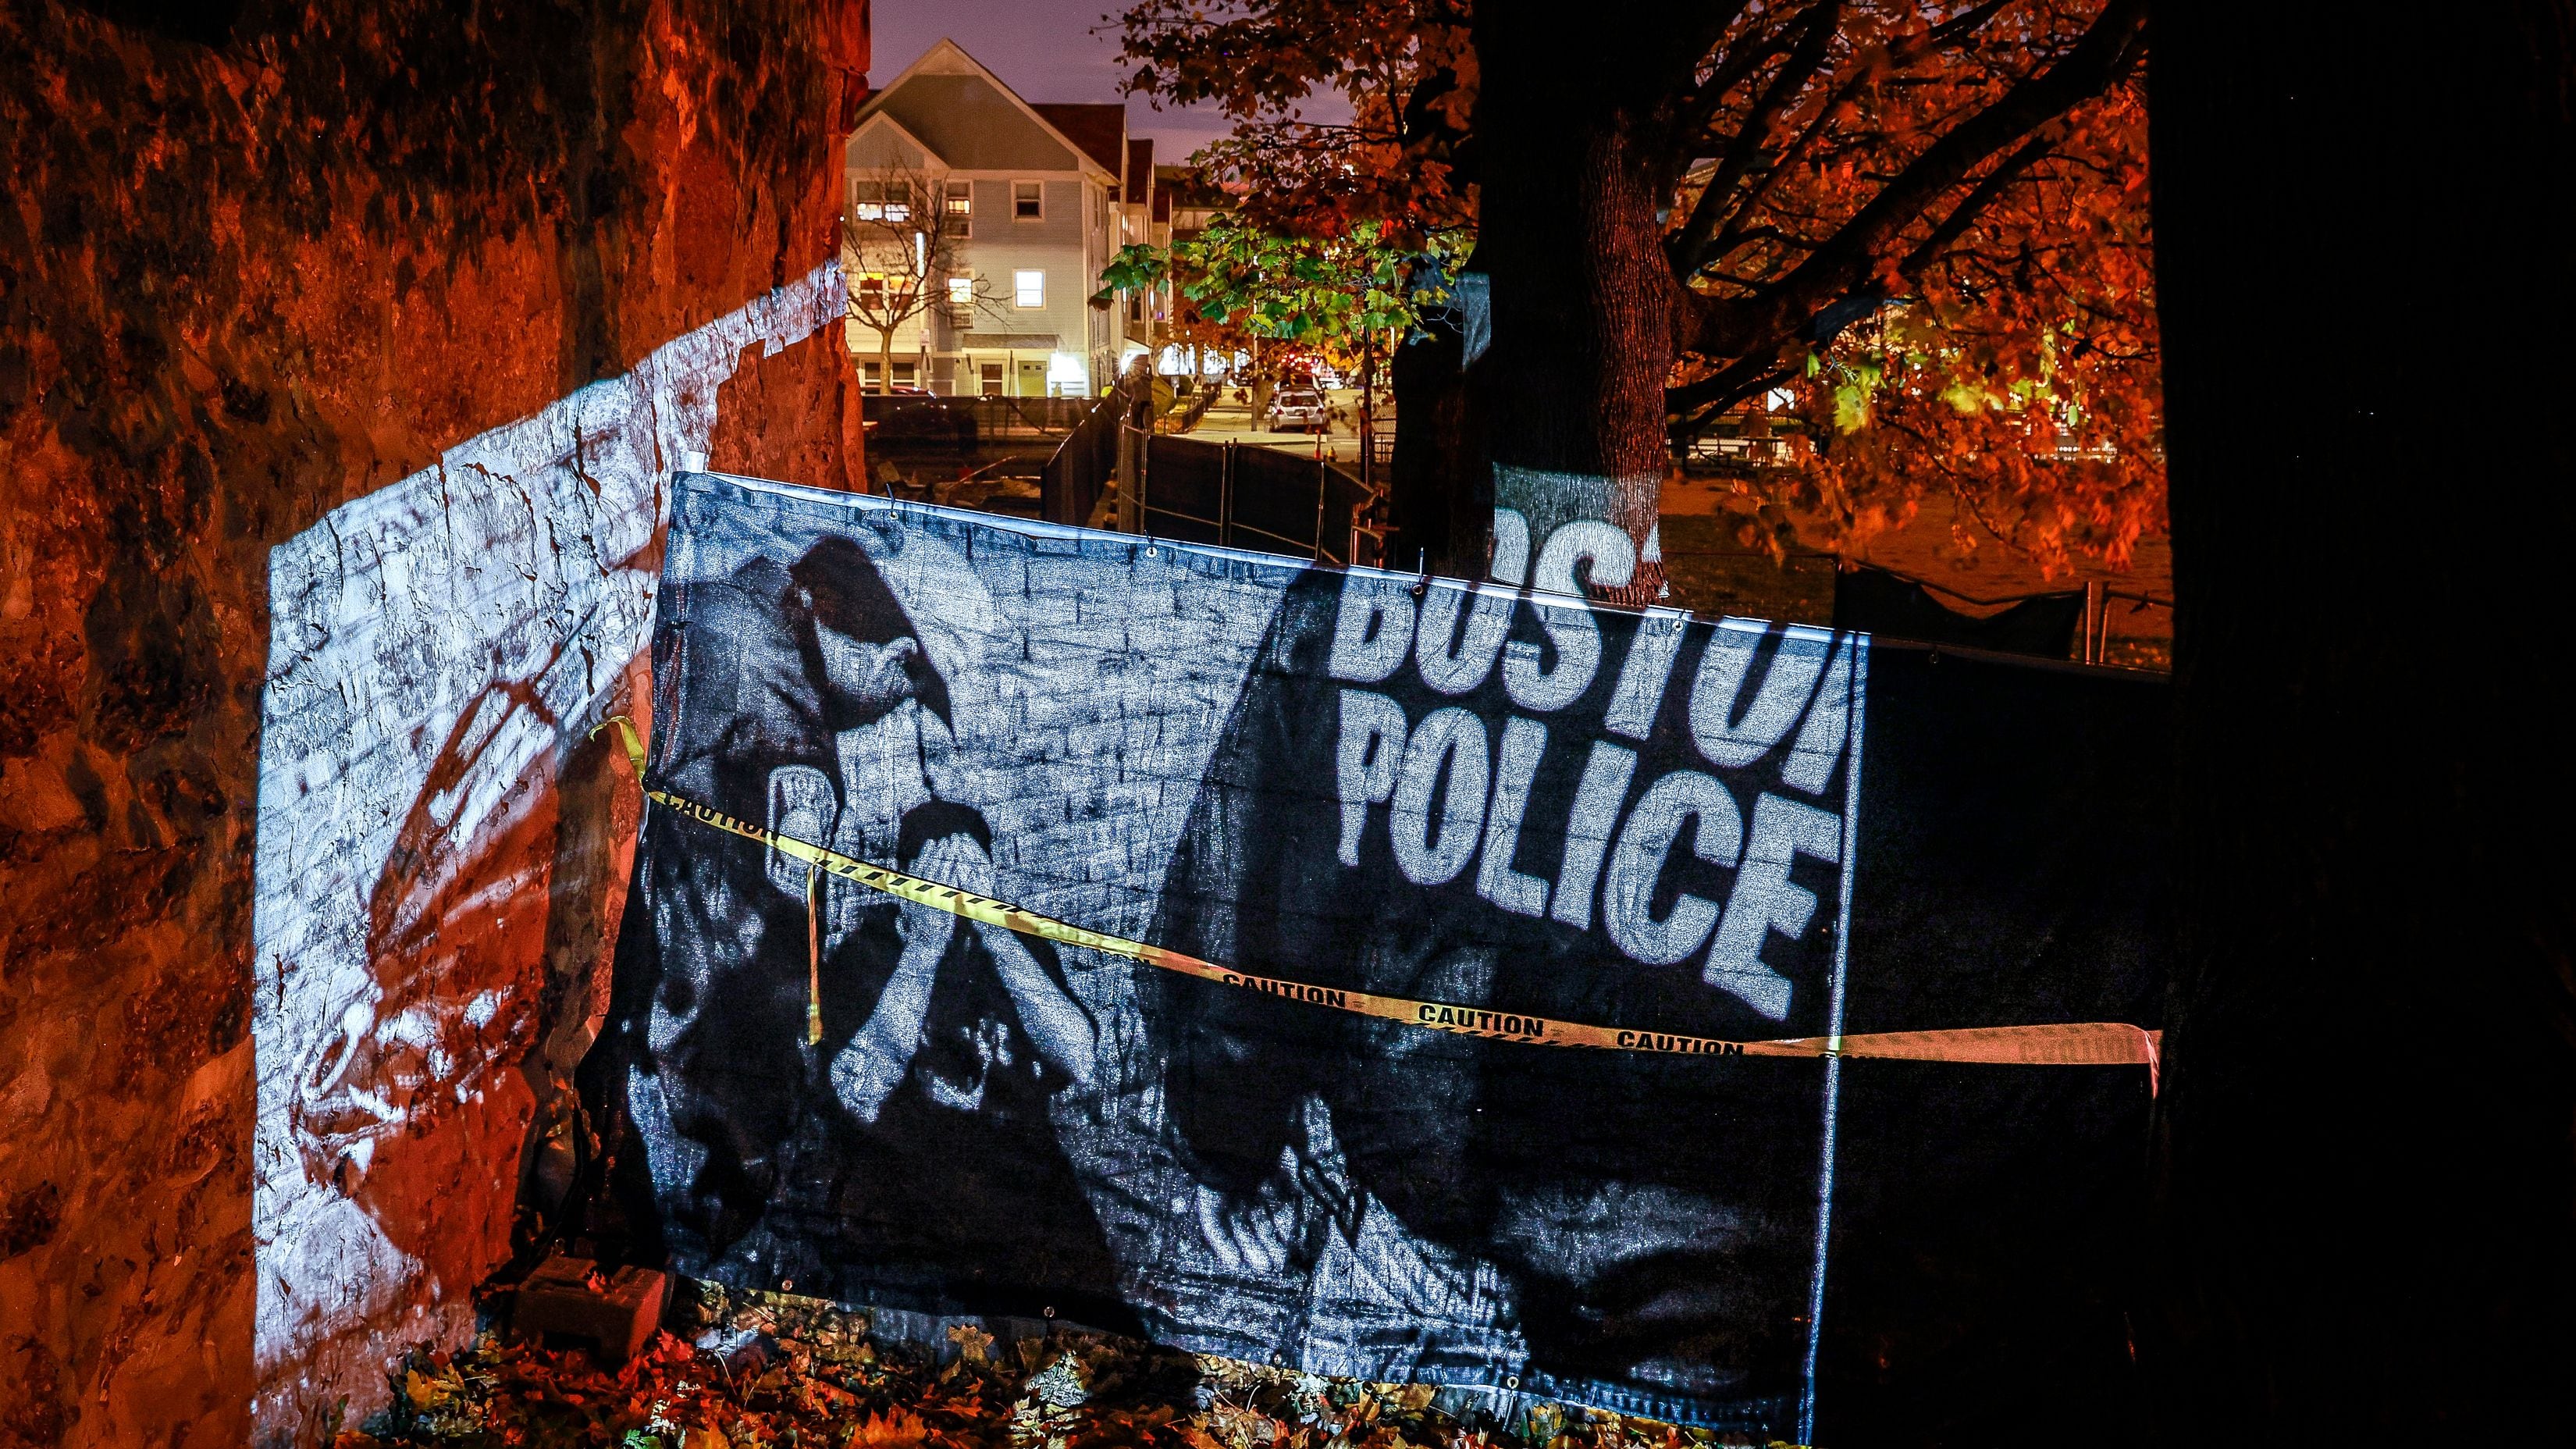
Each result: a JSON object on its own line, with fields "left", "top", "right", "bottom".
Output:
{"left": 1032, "top": 104, "right": 1129, "bottom": 181}
{"left": 845, "top": 109, "right": 940, "bottom": 173}
{"left": 853, "top": 40, "right": 1118, "bottom": 182}
{"left": 1123, "top": 138, "right": 1155, "bottom": 205}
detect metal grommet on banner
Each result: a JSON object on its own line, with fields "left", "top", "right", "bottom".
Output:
{"left": 1504, "top": 1375, "right": 1520, "bottom": 1390}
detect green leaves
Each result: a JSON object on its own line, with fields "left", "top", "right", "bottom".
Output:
{"left": 1093, "top": 244, "right": 1172, "bottom": 302}
{"left": 1098, "top": 219, "right": 1470, "bottom": 358}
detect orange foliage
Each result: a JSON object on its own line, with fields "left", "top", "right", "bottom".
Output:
{"left": 1668, "top": 2, "right": 2161, "bottom": 572}
{"left": 1122, "top": 1, "right": 2165, "bottom": 575}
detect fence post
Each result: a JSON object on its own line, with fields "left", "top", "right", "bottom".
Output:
{"left": 1115, "top": 422, "right": 1142, "bottom": 533}
{"left": 1220, "top": 441, "right": 1236, "bottom": 549}
{"left": 1312, "top": 456, "right": 1329, "bottom": 562}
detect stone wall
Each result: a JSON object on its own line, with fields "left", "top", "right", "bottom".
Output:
{"left": 0, "top": 2, "right": 869, "bottom": 1444}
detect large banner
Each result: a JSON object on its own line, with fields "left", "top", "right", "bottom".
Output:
{"left": 593, "top": 472, "right": 2166, "bottom": 1440}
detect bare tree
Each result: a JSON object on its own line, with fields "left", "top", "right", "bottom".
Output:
{"left": 841, "top": 161, "right": 998, "bottom": 393}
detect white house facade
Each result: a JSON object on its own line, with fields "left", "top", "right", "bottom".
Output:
{"left": 845, "top": 41, "right": 1128, "bottom": 397}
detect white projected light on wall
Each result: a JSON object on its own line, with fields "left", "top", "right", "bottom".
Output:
{"left": 247, "top": 262, "right": 843, "bottom": 1437}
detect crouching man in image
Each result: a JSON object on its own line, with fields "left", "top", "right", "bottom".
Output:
{"left": 608, "top": 531, "right": 1133, "bottom": 1330}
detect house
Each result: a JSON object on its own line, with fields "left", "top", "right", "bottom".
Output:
{"left": 1116, "top": 137, "right": 1165, "bottom": 351}
{"left": 842, "top": 41, "right": 1134, "bottom": 397}
{"left": 1158, "top": 163, "right": 1233, "bottom": 237}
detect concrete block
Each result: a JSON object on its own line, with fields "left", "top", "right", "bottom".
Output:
{"left": 512, "top": 1255, "right": 670, "bottom": 1365}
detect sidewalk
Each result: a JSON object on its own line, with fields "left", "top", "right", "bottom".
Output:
{"left": 1170, "top": 390, "right": 1367, "bottom": 465}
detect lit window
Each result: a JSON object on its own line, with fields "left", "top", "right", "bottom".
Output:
{"left": 1014, "top": 270, "right": 1044, "bottom": 308}
{"left": 1013, "top": 181, "right": 1043, "bottom": 220}
{"left": 947, "top": 276, "right": 974, "bottom": 308}
{"left": 944, "top": 181, "right": 972, "bottom": 237}
{"left": 850, "top": 181, "right": 912, "bottom": 223}
{"left": 856, "top": 273, "right": 887, "bottom": 308}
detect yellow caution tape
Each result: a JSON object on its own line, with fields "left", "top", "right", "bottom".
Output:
{"left": 592, "top": 716, "right": 2159, "bottom": 1084}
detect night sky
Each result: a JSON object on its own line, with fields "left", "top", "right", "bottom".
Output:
{"left": 870, "top": 0, "right": 1347, "bottom": 162}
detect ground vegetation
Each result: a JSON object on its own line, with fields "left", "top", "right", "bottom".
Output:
{"left": 335, "top": 1292, "right": 1765, "bottom": 1449}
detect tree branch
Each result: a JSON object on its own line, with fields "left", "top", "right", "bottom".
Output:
{"left": 1667, "top": 1, "right": 1841, "bottom": 283}
{"left": 1689, "top": 0, "right": 2022, "bottom": 277}
{"left": 1686, "top": 0, "right": 2146, "bottom": 359}
{"left": 1667, "top": 351, "right": 1802, "bottom": 418}
{"left": 1897, "top": 126, "right": 2062, "bottom": 277}
{"left": 1666, "top": 3, "right": 1797, "bottom": 174}
{"left": 1670, "top": 364, "right": 1799, "bottom": 440}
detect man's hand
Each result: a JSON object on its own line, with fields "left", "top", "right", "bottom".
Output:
{"left": 901, "top": 832, "right": 984, "bottom": 947}
{"left": 913, "top": 831, "right": 992, "bottom": 895}
{"left": 921, "top": 832, "right": 1099, "bottom": 1088}
{"left": 833, "top": 832, "right": 983, "bottom": 1123}
{"left": 813, "top": 631, "right": 920, "bottom": 720}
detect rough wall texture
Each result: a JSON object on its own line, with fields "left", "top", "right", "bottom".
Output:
{"left": 0, "top": 2, "right": 867, "bottom": 1444}
{"left": 251, "top": 270, "right": 848, "bottom": 1439}
{"left": 708, "top": 326, "right": 870, "bottom": 486}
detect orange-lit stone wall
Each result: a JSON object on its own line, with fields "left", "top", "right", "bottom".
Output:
{"left": 0, "top": 2, "right": 867, "bottom": 1444}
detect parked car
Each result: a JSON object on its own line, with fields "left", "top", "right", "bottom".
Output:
{"left": 1265, "top": 389, "right": 1329, "bottom": 433}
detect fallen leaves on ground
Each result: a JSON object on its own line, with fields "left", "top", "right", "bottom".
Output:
{"left": 334, "top": 1283, "right": 1792, "bottom": 1449}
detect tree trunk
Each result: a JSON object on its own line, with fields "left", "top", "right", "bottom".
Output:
{"left": 1467, "top": 3, "right": 1682, "bottom": 597}
{"left": 1388, "top": 309, "right": 1489, "bottom": 578}
{"left": 2147, "top": 0, "right": 2576, "bottom": 1435}
{"left": 877, "top": 330, "right": 895, "bottom": 394}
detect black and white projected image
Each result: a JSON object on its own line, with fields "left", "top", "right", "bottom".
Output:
{"left": 617, "top": 525, "right": 1140, "bottom": 1331}
{"left": 599, "top": 472, "right": 1870, "bottom": 1433}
